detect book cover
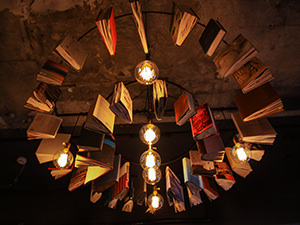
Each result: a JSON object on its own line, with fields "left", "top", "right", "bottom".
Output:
{"left": 199, "top": 19, "right": 226, "bottom": 57}
{"left": 55, "top": 33, "right": 88, "bottom": 71}
{"left": 153, "top": 80, "right": 168, "bottom": 120}
{"left": 189, "top": 150, "right": 216, "bottom": 176}
{"left": 130, "top": 0, "right": 148, "bottom": 54}
{"left": 36, "top": 60, "right": 69, "bottom": 86}
{"left": 213, "top": 34, "right": 258, "bottom": 79}
{"left": 95, "top": 7, "right": 117, "bottom": 56}
{"left": 27, "top": 113, "right": 63, "bottom": 140}
{"left": 174, "top": 90, "right": 196, "bottom": 126}
{"left": 231, "top": 112, "right": 277, "bottom": 144}
{"left": 214, "top": 162, "right": 235, "bottom": 191}
{"left": 84, "top": 94, "right": 115, "bottom": 134}
{"left": 190, "top": 103, "right": 218, "bottom": 140}
{"left": 77, "top": 128, "right": 105, "bottom": 151}
{"left": 111, "top": 162, "right": 130, "bottom": 201}
{"left": 200, "top": 176, "right": 219, "bottom": 201}
{"left": 68, "top": 167, "right": 87, "bottom": 191}
{"left": 182, "top": 157, "right": 203, "bottom": 188}
{"left": 109, "top": 82, "right": 133, "bottom": 123}
{"left": 196, "top": 134, "right": 225, "bottom": 162}
{"left": 170, "top": 3, "right": 198, "bottom": 46}
{"left": 233, "top": 83, "right": 284, "bottom": 122}
{"left": 35, "top": 133, "right": 71, "bottom": 164}
{"left": 232, "top": 57, "right": 274, "bottom": 93}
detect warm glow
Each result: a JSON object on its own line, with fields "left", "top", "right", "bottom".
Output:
{"left": 151, "top": 195, "right": 160, "bottom": 209}
{"left": 236, "top": 147, "right": 247, "bottom": 161}
{"left": 148, "top": 167, "right": 157, "bottom": 181}
{"left": 144, "top": 129, "right": 156, "bottom": 144}
{"left": 138, "top": 65, "right": 155, "bottom": 82}
{"left": 57, "top": 153, "right": 68, "bottom": 168}
{"left": 146, "top": 152, "right": 155, "bottom": 168}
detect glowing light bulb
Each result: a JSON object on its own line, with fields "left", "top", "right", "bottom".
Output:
{"left": 146, "top": 152, "right": 155, "bottom": 168}
{"left": 144, "top": 129, "right": 156, "bottom": 144}
{"left": 139, "top": 123, "right": 160, "bottom": 145}
{"left": 53, "top": 143, "right": 73, "bottom": 169}
{"left": 139, "top": 66, "right": 155, "bottom": 82}
{"left": 236, "top": 147, "right": 247, "bottom": 161}
{"left": 151, "top": 195, "right": 160, "bottom": 209}
{"left": 134, "top": 60, "right": 159, "bottom": 85}
{"left": 232, "top": 143, "right": 250, "bottom": 164}
{"left": 147, "top": 187, "right": 164, "bottom": 213}
{"left": 148, "top": 167, "right": 157, "bottom": 181}
{"left": 143, "top": 167, "right": 161, "bottom": 185}
{"left": 140, "top": 148, "right": 161, "bottom": 169}
{"left": 57, "top": 153, "right": 68, "bottom": 167}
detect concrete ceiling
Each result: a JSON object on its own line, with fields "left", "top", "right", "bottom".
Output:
{"left": 0, "top": 0, "right": 300, "bottom": 129}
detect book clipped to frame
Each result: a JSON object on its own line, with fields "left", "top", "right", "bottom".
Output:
{"left": 77, "top": 129, "right": 105, "bottom": 152}
{"left": 130, "top": 0, "right": 148, "bottom": 54}
{"left": 199, "top": 19, "right": 226, "bottom": 57}
{"left": 232, "top": 57, "right": 274, "bottom": 94}
{"left": 213, "top": 34, "right": 258, "bottom": 79}
{"left": 96, "top": 7, "right": 117, "bottom": 56}
{"left": 174, "top": 90, "right": 196, "bottom": 126}
{"left": 214, "top": 162, "right": 235, "bottom": 191}
{"left": 189, "top": 150, "right": 216, "bottom": 177}
{"left": 170, "top": 3, "right": 198, "bottom": 46}
{"left": 36, "top": 60, "right": 69, "bottom": 86}
{"left": 196, "top": 134, "right": 225, "bottom": 162}
{"left": 199, "top": 175, "right": 219, "bottom": 201}
{"left": 153, "top": 80, "right": 168, "bottom": 120}
{"left": 55, "top": 33, "right": 88, "bottom": 71}
{"left": 233, "top": 83, "right": 284, "bottom": 122}
{"left": 109, "top": 82, "right": 133, "bottom": 124}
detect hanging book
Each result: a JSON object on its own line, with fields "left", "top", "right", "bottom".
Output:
{"left": 36, "top": 60, "right": 69, "bottom": 86}
{"left": 96, "top": 7, "right": 117, "bottom": 56}
{"left": 153, "top": 79, "right": 168, "bottom": 120}
{"left": 189, "top": 150, "right": 216, "bottom": 176}
{"left": 231, "top": 112, "right": 277, "bottom": 144}
{"left": 55, "top": 33, "right": 88, "bottom": 71}
{"left": 35, "top": 133, "right": 71, "bottom": 164}
{"left": 130, "top": 0, "right": 148, "bottom": 54}
{"left": 199, "top": 19, "right": 226, "bottom": 57}
{"left": 174, "top": 90, "right": 196, "bottom": 126}
{"left": 165, "top": 166, "right": 186, "bottom": 213}
{"left": 77, "top": 129, "right": 105, "bottom": 152}
{"left": 68, "top": 167, "right": 88, "bottom": 191}
{"left": 234, "top": 83, "right": 284, "bottom": 122}
{"left": 84, "top": 94, "right": 115, "bottom": 134}
{"left": 214, "top": 162, "right": 235, "bottom": 191}
{"left": 133, "top": 175, "right": 147, "bottom": 206}
{"left": 196, "top": 134, "right": 225, "bottom": 162}
{"left": 190, "top": 103, "right": 219, "bottom": 141}
{"left": 225, "top": 147, "right": 252, "bottom": 178}
{"left": 24, "top": 82, "right": 61, "bottom": 113}
{"left": 170, "top": 3, "right": 198, "bottom": 46}
{"left": 232, "top": 57, "right": 274, "bottom": 93}
{"left": 109, "top": 82, "right": 133, "bottom": 123}
{"left": 27, "top": 113, "right": 62, "bottom": 140}
{"left": 48, "top": 162, "right": 74, "bottom": 180}
{"left": 182, "top": 157, "right": 202, "bottom": 207}
{"left": 213, "top": 34, "right": 258, "bottom": 79}
{"left": 199, "top": 176, "right": 219, "bottom": 201}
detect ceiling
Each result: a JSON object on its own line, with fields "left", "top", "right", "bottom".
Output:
{"left": 0, "top": 0, "right": 300, "bottom": 129}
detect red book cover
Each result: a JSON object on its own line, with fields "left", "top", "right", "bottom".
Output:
{"left": 190, "top": 104, "right": 212, "bottom": 137}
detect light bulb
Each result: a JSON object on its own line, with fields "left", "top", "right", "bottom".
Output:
{"left": 53, "top": 143, "right": 73, "bottom": 169}
{"left": 134, "top": 60, "right": 159, "bottom": 85}
{"left": 232, "top": 143, "right": 251, "bottom": 163}
{"left": 139, "top": 123, "right": 160, "bottom": 145}
{"left": 143, "top": 167, "right": 161, "bottom": 185}
{"left": 147, "top": 188, "right": 164, "bottom": 212}
{"left": 151, "top": 195, "right": 160, "bottom": 209}
{"left": 140, "top": 148, "right": 161, "bottom": 169}
{"left": 57, "top": 153, "right": 68, "bottom": 167}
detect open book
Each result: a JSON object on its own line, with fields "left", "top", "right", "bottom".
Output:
{"left": 189, "top": 150, "right": 216, "bottom": 177}
{"left": 199, "top": 19, "right": 226, "bottom": 57}
{"left": 25, "top": 82, "right": 61, "bottom": 113}
{"left": 170, "top": 3, "right": 198, "bottom": 46}
{"left": 27, "top": 113, "right": 62, "bottom": 140}
{"left": 153, "top": 80, "right": 168, "bottom": 120}
{"left": 190, "top": 103, "right": 219, "bottom": 141}
{"left": 232, "top": 57, "right": 274, "bottom": 93}
{"left": 36, "top": 60, "right": 69, "bottom": 86}
{"left": 55, "top": 33, "right": 88, "bottom": 71}
{"left": 84, "top": 94, "right": 115, "bottom": 134}
{"left": 130, "top": 0, "right": 148, "bottom": 54}
{"left": 174, "top": 90, "right": 196, "bottom": 126}
{"left": 213, "top": 34, "right": 258, "bottom": 79}
{"left": 110, "top": 82, "right": 133, "bottom": 123}
{"left": 214, "top": 162, "right": 235, "bottom": 191}
{"left": 234, "top": 83, "right": 284, "bottom": 122}
{"left": 96, "top": 7, "right": 117, "bottom": 56}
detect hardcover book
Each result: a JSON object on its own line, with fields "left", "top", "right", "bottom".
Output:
{"left": 232, "top": 57, "right": 274, "bottom": 93}
{"left": 153, "top": 79, "right": 168, "bottom": 120}
{"left": 96, "top": 7, "right": 117, "bottom": 56}
{"left": 109, "top": 82, "right": 133, "bottom": 123}
{"left": 231, "top": 112, "right": 277, "bottom": 144}
{"left": 233, "top": 83, "right": 284, "bottom": 122}
{"left": 199, "top": 19, "right": 226, "bottom": 57}
{"left": 25, "top": 82, "right": 61, "bottom": 113}
{"left": 196, "top": 134, "right": 225, "bottom": 162}
{"left": 55, "top": 33, "right": 88, "bottom": 71}
{"left": 27, "top": 113, "right": 63, "bottom": 140}
{"left": 200, "top": 176, "right": 219, "bottom": 201}
{"left": 174, "top": 90, "right": 196, "bottom": 126}
{"left": 213, "top": 34, "right": 258, "bottom": 79}
{"left": 170, "top": 3, "right": 198, "bottom": 46}
{"left": 190, "top": 103, "right": 219, "bottom": 140}
{"left": 36, "top": 60, "right": 69, "bottom": 86}
{"left": 189, "top": 150, "right": 216, "bottom": 176}
{"left": 77, "top": 128, "right": 105, "bottom": 152}
{"left": 84, "top": 94, "right": 115, "bottom": 134}
{"left": 130, "top": 0, "right": 148, "bottom": 54}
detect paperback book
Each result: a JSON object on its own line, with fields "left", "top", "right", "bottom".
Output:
{"left": 214, "top": 162, "right": 235, "bottom": 191}
{"left": 77, "top": 128, "right": 105, "bottom": 152}
{"left": 189, "top": 150, "right": 216, "bottom": 176}
{"left": 153, "top": 79, "right": 168, "bottom": 120}
{"left": 199, "top": 176, "right": 219, "bottom": 201}
{"left": 174, "top": 90, "right": 196, "bottom": 126}
{"left": 196, "top": 134, "right": 225, "bottom": 162}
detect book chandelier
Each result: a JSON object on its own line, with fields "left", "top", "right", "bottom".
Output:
{"left": 23, "top": 0, "right": 284, "bottom": 216}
